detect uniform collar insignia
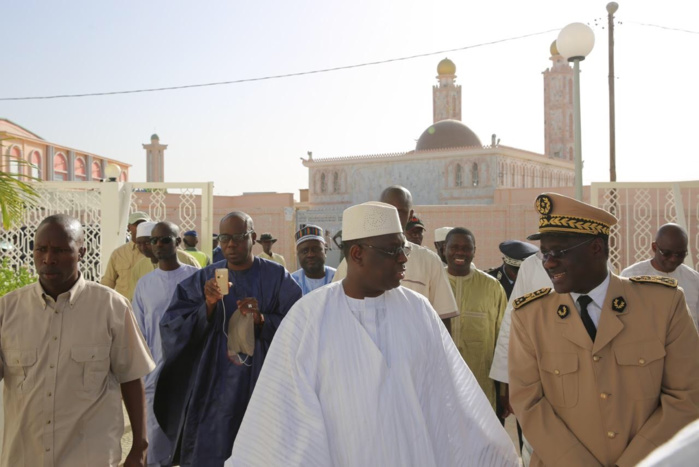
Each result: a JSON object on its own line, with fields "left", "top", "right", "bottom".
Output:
{"left": 557, "top": 304, "right": 570, "bottom": 319}
{"left": 612, "top": 296, "right": 626, "bottom": 313}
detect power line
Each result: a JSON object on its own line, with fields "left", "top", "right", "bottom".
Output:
{"left": 625, "top": 20, "right": 699, "bottom": 35}
{"left": 0, "top": 29, "right": 558, "bottom": 102}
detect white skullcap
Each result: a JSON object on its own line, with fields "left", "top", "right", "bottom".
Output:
{"left": 434, "top": 227, "right": 453, "bottom": 243}
{"left": 342, "top": 202, "right": 403, "bottom": 241}
{"left": 136, "top": 221, "right": 157, "bottom": 238}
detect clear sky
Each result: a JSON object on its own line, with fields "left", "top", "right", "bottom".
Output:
{"left": 2, "top": 0, "right": 697, "bottom": 198}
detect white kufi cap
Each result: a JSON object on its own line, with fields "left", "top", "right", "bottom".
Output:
{"left": 434, "top": 227, "right": 453, "bottom": 243}
{"left": 136, "top": 221, "right": 157, "bottom": 238}
{"left": 342, "top": 202, "right": 403, "bottom": 241}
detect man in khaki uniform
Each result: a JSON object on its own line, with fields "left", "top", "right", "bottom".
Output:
{"left": 509, "top": 192, "right": 699, "bottom": 467}
{"left": 101, "top": 211, "right": 150, "bottom": 297}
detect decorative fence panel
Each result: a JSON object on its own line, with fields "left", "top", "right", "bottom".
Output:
{"left": 1, "top": 181, "right": 213, "bottom": 282}
{"left": 591, "top": 181, "right": 699, "bottom": 272}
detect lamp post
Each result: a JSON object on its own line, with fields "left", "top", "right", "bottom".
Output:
{"left": 557, "top": 23, "right": 595, "bottom": 201}
{"left": 104, "top": 163, "right": 121, "bottom": 182}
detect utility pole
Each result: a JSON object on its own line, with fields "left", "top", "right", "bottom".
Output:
{"left": 607, "top": 2, "right": 619, "bottom": 182}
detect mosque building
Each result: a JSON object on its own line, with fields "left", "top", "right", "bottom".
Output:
{"left": 301, "top": 52, "right": 575, "bottom": 209}
{"left": 296, "top": 50, "right": 577, "bottom": 260}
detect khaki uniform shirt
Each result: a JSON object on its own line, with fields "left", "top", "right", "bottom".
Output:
{"left": 124, "top": 250, "right": 201, "bottom": 301}
{"left": 509, "top": 274, "right": 699, "bottom": 467}
{"left": 0, "top": 276, "right": 155, "bottom": 467}
{"left": 333, "top": 242, "right": 458, "bottom": 319}
{"left": 100, "top": 241, "right": 145, "bottom": 297}
{"left": 448, "top": 269, "right": 506, "bottom": 410}
{"left": 258, "top": 251, "right": 287, "bottom": 269}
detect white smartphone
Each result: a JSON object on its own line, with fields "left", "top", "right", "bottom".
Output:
{"left": 215, "top": 268, "right": 229, "bottom": 295}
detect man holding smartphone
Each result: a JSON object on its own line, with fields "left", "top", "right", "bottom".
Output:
{"left": 155, "top": 212, "right": 302, "bottom": 467}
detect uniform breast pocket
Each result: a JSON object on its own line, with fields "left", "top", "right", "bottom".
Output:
{"left": 540, "top": 352, "right": 579, "bottom": 408}
{"left": 4, "top": 348, "right": 38, "bottom": 392}
{"left": 71, "top": 345, "right": 111, "bottom": 396}
{"left": 614, "top": 340, "right": 666, "bottom": 400}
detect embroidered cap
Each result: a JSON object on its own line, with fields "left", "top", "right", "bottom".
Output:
{"left": 136, "top": 221, "right": 157, "bottom": 238}
{"left": 528, "top": 192, "right": 617, "bottom": 240}
{"left": 342, "top": 202, "right": 403, "bottom": 242}
{"left": 295, "top": 225, "right": 325, "bottom": 246}
{"left": 434, "top": 227, "right": 453, "bottom": 243}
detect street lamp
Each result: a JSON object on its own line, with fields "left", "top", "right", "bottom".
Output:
{"left": 557, "top": 22, "right": 595, "bottom": 201}
{"left": 104, "top": 163, "right": 122, "bottom": 182}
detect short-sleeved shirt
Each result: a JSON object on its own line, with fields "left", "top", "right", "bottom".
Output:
{"left": 101, "top": 241, "right": 145, "bottom": 297}
{"left": 0, "top": 276, "right": 155, "bottom": 467}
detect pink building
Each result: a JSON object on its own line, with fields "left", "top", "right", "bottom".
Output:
{"left": 0, "top": 118, "right": 130, "bottom": 182}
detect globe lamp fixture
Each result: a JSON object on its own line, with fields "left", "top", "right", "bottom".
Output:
{"left": 105, "top": 163, "right": 122, "bottom": 182}
{"left": 557, "top": 23, "right": 595, "bottom": 62}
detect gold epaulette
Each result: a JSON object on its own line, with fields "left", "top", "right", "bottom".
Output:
{"left": 628, "top": 275, "right": 678, "bottom": 288}
{"left": 513, "top": 287, "right": 552, "bottom": 309}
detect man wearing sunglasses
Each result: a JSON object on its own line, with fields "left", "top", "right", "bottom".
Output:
{"left": 155, "top": 211, "right": 301, "bottom": 467}
{"left": 125, "top": 221, "right": 200, "bottom": 301}
{"left": 132, "top": 222, "right": 199, "bottom": 466}
{"left": 621, "top": 223, "right": 699, "bottom": 329}
{"left": 509, "top": 193, "right": 699, "bottom": 467}
{"left": 228, "top": 201, "right": 518, "bottom": 466}
{"left": 333, "top": 186, "right": 458, "bottom": 331}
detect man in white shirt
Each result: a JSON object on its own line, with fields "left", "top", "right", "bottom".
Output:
{"left": 132, "top": 222, "right": 199, "bottom": 466}
{"left": 621, "top": 223, "right": 699, "bottom": 328}
{"left": 227, "top": 201, "right": 519, "bottom": 466}
{"left": 333, "top": 186, "right": 458, "bottom": 330}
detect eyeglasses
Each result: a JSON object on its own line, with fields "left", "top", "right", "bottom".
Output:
{"left": 539, "top": 238, "right": 594, "bottom": 262}
{"left": 218, "top": 230, "right": 254, "bottom": 245}
{"left": 360, "top": 243, "right": 411, "bottom": 260}
{"left": 656, "top": 247, "right": 688, "bottom": 259}
{"left": 149, "top": 236, "right": 176, "bottom": 245}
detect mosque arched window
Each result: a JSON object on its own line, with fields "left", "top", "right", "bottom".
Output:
{"left": 320, "top": 173, "right": 327, "bottom": 193}
{"left": 333, "top": 172, "right": 339, "bottom": 193}
{"left": 455, "top": 164, "right": 463, "bottom": 187}
{"left": 472, "top": 163, "right": 479, "bottom": 187}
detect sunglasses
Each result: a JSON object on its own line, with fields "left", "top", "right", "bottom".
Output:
{"left": 360, "top": 243, "right": 412, "bottom": 260}
{"left": 149, "top": 236, "right": 176, "bottom": 245}
{"left": 656, "top": 247, "right": 688, "bottom": 259}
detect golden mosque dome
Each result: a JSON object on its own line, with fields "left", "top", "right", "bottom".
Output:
{"left": 550, "top": 40, "right": 559, "bottom": 57}
{"left": 437, "top": 58, "right": 456, "bottom": 75}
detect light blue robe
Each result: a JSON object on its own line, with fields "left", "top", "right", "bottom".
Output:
{"left": 291, "top": 266, "right": 336, "bottom": 295}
